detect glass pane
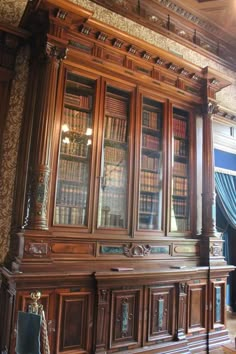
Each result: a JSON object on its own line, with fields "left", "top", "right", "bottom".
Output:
{"left": 138, "top": 97, "right": 163, "bottom": 230}
{"left": 170, "top": 108, "right": 190, "bottom": 232}
{"left": 54, "top": 72, "right": 95, "bottom": 226}
{"left": 98, "top": 87, "right": 129, "bottom": 229}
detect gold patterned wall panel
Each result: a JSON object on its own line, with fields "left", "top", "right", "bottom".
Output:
{"left": 0, "top": 0, "right": 27, "bottom": 26}
{"left": 0, "top": 46, "right": 29, "bottom": 263}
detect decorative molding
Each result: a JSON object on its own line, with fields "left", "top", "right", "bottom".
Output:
{"left": 123, "top": 244, "right": 151, "bottom": 257}
{"left": 24, "top": 242, "right": 49, "bottom": 256}
{"left": 210, "top": 242, "right": 223, "bottom": 257}
{"left": 45, "top": 43, "right": 68, "bottom": 61}
{"left": 90, "top": 0, "right": 236, "bottom": 71}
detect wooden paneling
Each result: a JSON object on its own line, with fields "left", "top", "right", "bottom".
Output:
{"left": 211, "top": 279, "right": 226, "bottom": 329}
{"left": 56, "top": 291, "right": 94, "bottom": 353}
{"left": 146, "top": 285, "right": 175, "bottom": 343}
{"left": 187, "top": 280, "right": 207, "bottom": 333}
{"left": 109, "top": 288, "right": 142, "bottom": 350}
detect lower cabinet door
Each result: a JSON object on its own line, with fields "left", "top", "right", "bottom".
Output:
{"left": 109, "top": 288, "right": 143, "bottom": 350}
{"left": 145, "top": 285, "right": 175, "bottom": 344}
{"left": 187, "top": 280, "right": 207, "bottom": 334}
{"left": 56, "top": 290, "right": 94, "bottom": 354}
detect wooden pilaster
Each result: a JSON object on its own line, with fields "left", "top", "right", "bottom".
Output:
{"left": 25, "top": 41, "right": 67, "bottom": 230}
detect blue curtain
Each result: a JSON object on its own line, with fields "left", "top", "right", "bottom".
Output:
{"left": 215, "top": 172, "right": 236, "bottom": 229}
{"left": 215, "top": 171, "right": 236, "bottom": 309}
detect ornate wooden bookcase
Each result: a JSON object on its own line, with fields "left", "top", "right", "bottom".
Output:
{"left": 0, "top": 0, "right": 234, "bottom": 353}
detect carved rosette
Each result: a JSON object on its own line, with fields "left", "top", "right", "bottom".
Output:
{"left": 210, "top": 242, "right": 223, "bottom": 257}
{"left": 123, "top": 244, "right": 151, "bottom": 257}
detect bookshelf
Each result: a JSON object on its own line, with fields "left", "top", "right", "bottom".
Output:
{"left": 170, "top": 108, "right": 190, "bottom": 232}
{"left": 97, "top": 86, "right": 129, "bottom": 229}
{"left": 138, "top": 97, "right": 163, "bottom": 230}
{"left": 54, "top": 72, "right": 94, "bottom": 226}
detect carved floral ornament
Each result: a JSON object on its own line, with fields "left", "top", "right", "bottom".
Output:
{"left": 123, "top": 244, "right": 151, "bottom": 257}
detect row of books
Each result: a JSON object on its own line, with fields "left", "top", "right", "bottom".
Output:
{"left": 65, "top": 92, "right": 92, "bottom": 109}
{"left": 99, "top": 209, "right": 124, "bottom": 228}
{"left": 142, "top": 110, "right": 160, "bottom": 130}
{"left": 103, "top": 164, "right": 126, "bottom": 187}
{"left": 105, "top": 95, "right": 127, "bottom": 116}
{"left": 61, "top": 140, "right": 89, "bottom": 157}
{"left": 59, "top": 159, "right": 88, "bottom": 182}
{"left": 139, "top": 193, "right": 159, "bottom": 213}
{"left": 172, "top": 199, "right": 188, "bottom": 217}
{"left": 104, "top": 115, "right": 127, "bottom": 142}
{"left": 172, "top": 177, "right": 188, "bottom": 196}
{"left": 142, "top": 133, "right": 160, "bottom": 150}
{"left": 141, "top": 155, "right": 160, "bottom": 171}
{"left": 140, "top": 171, "right": 160, "bottom": 193}
{"left": 174, "top": 139, "right": 187, "bottom": 157}
{"left": 99, "top": 190, "right": 126, "bottom": 218}
{"left": 104, "top": 146, "right": 126, "bottom": 164}
{"left": 54, "top": 206, "right": 86, "bottom": 225}
{"left": 56, "top": 185, "right": 88, "bottom": 207}
{"left": 63, "top": 107, "right": 91, "bottom": 133}
{"left": 173, "top": 162, "right": 187, "bottom": 177}
{"left": 173, "top": 117, "right": 187, "bottom": 138}
{"left": 171, "top": 217, "right": 189, "bottom": 232}
{"left": 139, "top": 214, "right": 158, "bottom": 230}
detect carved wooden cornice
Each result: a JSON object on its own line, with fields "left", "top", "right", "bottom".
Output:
{"left": 213, "top": 106, "right": 236, "bottom": 125}
{"left": 89, "top": 0, "right": 236, "bottom": 71}
{"left": 19, "top": 0, "right": 231, "bottom": 105}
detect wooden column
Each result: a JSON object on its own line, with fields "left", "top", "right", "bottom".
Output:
{"left": 201, "top": 67, "right": 230, "bottom": 265}
{"left": 202, "top": 100, "right": 218, "bottom": 239}
{"left": 25, "top": 42, "right": 67, "bottom": 230}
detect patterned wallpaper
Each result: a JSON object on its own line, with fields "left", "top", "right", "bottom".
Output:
{"left": 0, "top": 0, "right": 27, "bottom": 26}
{"left": 0, "top": 46, "right": 29, "bottom": 263}
{"left": 0, "top": 0, "right": 235, "bottom": 263}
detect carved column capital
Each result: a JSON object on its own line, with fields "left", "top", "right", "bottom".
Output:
{"left": 45, "top": 42, "right": 68, "bottom": 61}
{"left": 202, "top": 100, "right": 219, "bottom": 117}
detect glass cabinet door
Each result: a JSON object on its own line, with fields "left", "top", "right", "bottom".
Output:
{"left": 138, "top": 97, "right": 163, "bottom": 230}
{"left": 54, "top": 72, "right": 95, "bottom": 226}
{"left": 170, "top": 108, "right": 190, "bottom": 232}
{"left": 97, "top": 86, "right": 130, "bottom": 229}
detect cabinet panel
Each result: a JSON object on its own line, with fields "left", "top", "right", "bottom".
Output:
{"left": 146, "top": 285, "right": 175, "bottom": 343}
{"left": 109, "top": 289, "right": 142, "bottom": 350}
{"left": 56, "top": 291, "right": 93, "bottom": 353}
{"left": 211, "top": 280, "right": 226, "bottom": 329}
{"left": 187, "top": 281, "right": 207, "bottom": 333}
